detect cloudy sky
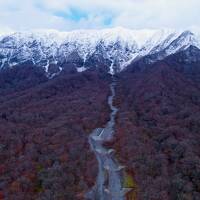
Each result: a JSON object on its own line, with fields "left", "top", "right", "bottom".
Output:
{"left": 0, "top": 0, "right": 199, "bottom": 32}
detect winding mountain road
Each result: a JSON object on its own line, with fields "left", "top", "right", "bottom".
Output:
{"left": 86, "top": 79, "right": 124, "bottom": 200}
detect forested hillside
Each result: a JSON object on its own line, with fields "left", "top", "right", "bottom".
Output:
{"left": 0, "top": 68, "right": 110, "bottom": 200}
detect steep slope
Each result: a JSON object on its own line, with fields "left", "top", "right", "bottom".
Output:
{"left": 109, "top": 50, "right": 200, "bottom": 200}
{"left": 0, "top": 63, "right": 48, "bottom": 95}
{"left": 0, "top": 27, "right": 200, "bottom": 76}
{"left": 0, "top": 71, "right": 110, "bottom": 200}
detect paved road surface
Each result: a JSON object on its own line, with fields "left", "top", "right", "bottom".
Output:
{"left": 86, "top": 80, "right": 124, "bottom": 200}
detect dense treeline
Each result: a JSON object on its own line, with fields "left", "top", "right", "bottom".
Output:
{"left": 0, "top": 69, "right": 110, "bottom": 200}
{"left": 111, "top": 59, "right": 200, "bottom": 200}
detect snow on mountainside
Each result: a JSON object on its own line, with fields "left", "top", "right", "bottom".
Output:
{"left": 0, "top": 27, "right": 200, "bottom": 76}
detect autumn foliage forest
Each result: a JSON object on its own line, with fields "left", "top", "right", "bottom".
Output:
{"left": 0, "top": 66, "right": 110, "bottom": 200}
{"left": 111, "top": 52, "right": 200, "bottom": 200}
{"left": 0, "top": 47, "right": 200, "bottom": 200}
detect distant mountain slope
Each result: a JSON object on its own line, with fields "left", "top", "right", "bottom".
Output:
{"left": 0, "top": 27, "right": 200, "bottom": 76}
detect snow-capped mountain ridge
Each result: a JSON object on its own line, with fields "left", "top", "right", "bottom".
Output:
{"left": 0, "top": 27, "right": 200, "bottom": 76}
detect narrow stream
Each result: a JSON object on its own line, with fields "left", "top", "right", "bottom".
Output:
{"left": 86, "top": 78, "right": 124, "bottom": 200}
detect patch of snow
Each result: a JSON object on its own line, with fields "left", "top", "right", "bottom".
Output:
{"left": 9, "top": 62, "right": 18, "bottom": 67}
{"left": 109, "top": 60, "right": 114, "bottom": 75}
{"left": 77, "top": 66, "right": 87, "bottom": 72}
{"left": 0, "top": 58, "right": 7, "bottom": 68}
{"left": 59, "top": 66, "right": 62, "bottom": 71}
{"left": 43, "top": 60, "right": 49, "bottom": 72}
{"left": 0, "top": 27, "right": 200, "bottom": 74}
{"left": 52, "top": 60, "right": 58, "bottom": 65}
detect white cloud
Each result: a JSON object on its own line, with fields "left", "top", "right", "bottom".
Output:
{"left": 0, "top": 0, "right": 199, "bottom": 31}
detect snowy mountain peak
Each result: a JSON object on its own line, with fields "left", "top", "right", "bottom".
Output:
{"left": 0, "top": 27, "right": 200, "bottom": 76}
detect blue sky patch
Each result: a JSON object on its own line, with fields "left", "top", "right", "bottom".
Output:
{"left": 54, "top": 8, "right": 88, "bottom": 22}
{"left": 104, "top": 16, "right": 113, "bottom": 26}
